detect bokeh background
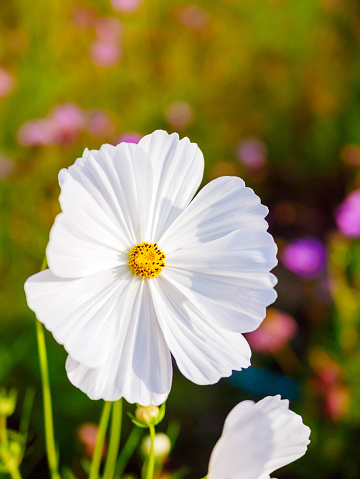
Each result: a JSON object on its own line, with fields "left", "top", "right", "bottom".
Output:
{"left": 1, "top": 0, "right": 360, "bottom": 477}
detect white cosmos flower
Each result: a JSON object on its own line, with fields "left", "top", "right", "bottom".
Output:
{"left": 208, "top": 395, "right": 311, "bottom": 479}
{"left": 24, "top": 130, "right": 277, "bottom": 406}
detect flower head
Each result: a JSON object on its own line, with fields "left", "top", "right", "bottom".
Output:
{"left": 282, "top": 237, "right": 326, "bottom": 278}
{"left": 335, "top": 189, "right": 360, "bottom": 237}
{"left": 25, "top": 130, "right": 277, "bottom": 406}
{"left": 208, "top": 395, "right": 310, "bottom": 479}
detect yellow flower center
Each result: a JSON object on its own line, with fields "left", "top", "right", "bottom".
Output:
{"left": 129, "top": 242, "right": 166, "bottom": 279}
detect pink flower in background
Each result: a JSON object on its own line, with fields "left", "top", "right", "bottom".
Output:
{"left": 324, "top": 384, "right": 349, "bottom": 421}
{"left": 0, "top": 68, "right": 15, "bottom": 98}
{"left": 73, "top": 6, "right": 97, "bottom": 28}
{"left": 335, "top": 189, "right": 360, "bottom": 237}
{"left": 282, "top": 237, "right": 327, "bottom": 278}
{"left": 246, "top": 308, "right": 297, "bottom": 354}
{"left": 116, "top": 131, "right": 142, "bottom": 144}
{"left": 87, "top": 110, "right": 115, "bottom": 138}
{"left": 178, "top": 5, "right": 209, "bottom": 31}
{"left": 78, "top": 423, "right": 107, "bottom": 458}
{"left": 237, "top": 138, "right": 267, "bottom": 170}
{"left": 165, "top": 102, "right": 194, "bottom": 129}
{"left": 17, "top": 119, "right": 56, "bottom": 146}
{"left": 111, "top": 0, "right": 142, "bottom": 13}
{"left": 90, "top": 41, "right": 122, "bottom": 67}
{"left": 0, "top": 155, "right": 16, "bottom": 179}
{"left": 51, "top": 103, "right": 86, "bottom": 144}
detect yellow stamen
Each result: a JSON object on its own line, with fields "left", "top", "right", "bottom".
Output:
{"left": 129, "top": 242, "right": 166, "bottom": 279}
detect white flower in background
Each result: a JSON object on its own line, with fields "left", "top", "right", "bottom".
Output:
{"left": 208, "top": 395, "right": 311, "bottom": 479}
{"left": 24, "top": 130, "right": 277, "bottom": 406}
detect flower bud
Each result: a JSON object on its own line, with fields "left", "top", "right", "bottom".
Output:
{"left": 0, "top": 389, "right": 17, "bottom": 417}
{"left": 135, "top": 405, "right": 160, "bottom": 425}
{"left": 142, "top": 433, "right": 171, "bottom": 462}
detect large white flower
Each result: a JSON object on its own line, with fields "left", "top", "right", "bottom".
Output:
{"left": 25, "top": 130, "right": 277, "bottom": 406}
{"left": 208, "top": 395, "right": 311, "bottom": 479}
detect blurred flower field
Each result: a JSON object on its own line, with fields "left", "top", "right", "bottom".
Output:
{"left": 1, "top": 0, "right": 360, "bottom": 477}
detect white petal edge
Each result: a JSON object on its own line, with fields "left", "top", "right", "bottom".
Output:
{"left": 160, "top": 176, "right": 270, "bottom": 252}
{"left": 24, "top": 267, "right": 134, "bottom": 368}
{"left": 66, "top": 280, "right": 173, "bottom": 406}
{"left": 208, "top": 396, "right": 310, "bottom": 479}
{"left": 138, "top": 130, "right": 204, "bottom": 242}
{"left": 48, "top": 143, "right": 154, "bottom": 278}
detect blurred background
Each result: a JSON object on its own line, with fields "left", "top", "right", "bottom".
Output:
{"left": 1, "top": 0, "right": 360, "bottom": 477}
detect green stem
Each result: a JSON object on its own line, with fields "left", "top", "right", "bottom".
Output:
{"left": 114, "top": 426, "right": 143, "bottom": 478}
{"left": 145, "top": 425, "right": 156, "bottom": 479}
{"left": 0, "top": 414, "right": 8, "bottom": 446}
{"left": 89, "top": 401, "right": 112, "bottom": 479}
{"left": 103, "top": 399, "right": 123, "bottom": 479}
{"left": 0, "top": 448, "right": 23, "bottom": 479}
{"left": 36, "top": 319, "right": 60, "bottom": 479}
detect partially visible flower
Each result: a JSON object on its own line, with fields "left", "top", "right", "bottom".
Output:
{"left": 25, "top": 130, "right": 277, "bottom": 406}
{"left": 164, "top": 102, "right": 193, "bottom": 130}
{"left": 0, "top": 68, "right": 15, "bottom": 98}
{"left": 111, "top": 0, "right": 142, "bottom": 13}
{"left": 236, "top": 138, "right": 267, "bottom": 171}
{"left": 17, "top": 119, "right": 56, "bottom": 146}
{"left": 142, "top": 433, "right": 171, "bottom": 462}
{"left": 78, "top": 423, "right": 107, "bottom": 458}
{"left": 90, "top": 40, "right": 122, "bottom": 67}
{"left": 282, "top": 237, "right": 326, "bottom": 278}
{"left": 116, "top": 131, "right": 142, "bottom": 144}
{"left": 246, "top": 308, "right": 297, "bottom": 354}
{"left": 208, "top": 395, "right": 310, "bottom": 479}
{"left": 177, "top": 5, "right": 209, "bottom": 31}
{"left": 335, "top": 189, "right": 360, "bottom": 237}
{"left": 51, "top": 103, "right": 86, "bottom": 144}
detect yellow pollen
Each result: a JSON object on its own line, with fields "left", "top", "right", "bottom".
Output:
{"left": 129, "top": 242, "right": 166, "bottom": 279}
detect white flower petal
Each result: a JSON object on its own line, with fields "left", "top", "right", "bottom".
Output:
{"left": 160, "top": 176, "right": 269, "bottom": 251}
{"left": 138, "top": 130, "right": 204, "bottom": 241}
{"left": 208, "top": 400, "right": 273, "bottom": 479}
{"left": 49, "top": 143, "right": 153, "bottom": 277}
{"left": 149, "top": 276, "right": 251, "bottom": 385}
{"left": 24, "top": 267, "right": 134, "bottom": 368}
{"left": 66, "top": 281, "right": 173, "bottom": 406}
{"left": 208, "top": 396, "right": 311, "bottom": 479}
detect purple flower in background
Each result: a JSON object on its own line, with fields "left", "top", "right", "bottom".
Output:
{"left": 111, "top": 0, "right": 142, "bottom": 12}
{"left": 335, "top": 190, "right": 360, "bottom": 237}
{"left": 116, "top": 132, "right": 142, "bottom": 144}
{"left": 282, "top": 237, "right": 326, "bottom": 279}
{"left": 95, "top": 17, "right": 122, "bottom": 42}
{"left": 236, "top": 138, "right": 267, "bottom": 170}
{"left": 90, "top": 41, "right": 122, "bottom": 67}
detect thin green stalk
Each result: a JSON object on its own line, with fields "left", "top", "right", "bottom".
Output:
{"left": 36, "top": 319, "right": 60, "bottom": 479}
{"left": 0, "top": 414, "right": 7, "bottom": 446}
{"left": 89, "top": 401, "right": 112, "bottom": 479}
{"left": 114, "top": 425, "right": 143, "bottom": 478}
{"left": 103, "top": 399, "right": 123, "bottom": 479}
{"left": 145, "top": 425, "right": 156, "bottom": 479}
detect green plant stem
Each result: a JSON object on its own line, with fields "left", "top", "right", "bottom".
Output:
{"left": 0, "top": 448, "right": 23, "bottom": 479}
{"left": 0, "top": 414, "right": 7, "bottom": 446}
{"left": 36, "top": 319, "right": 60, "bottom": 479}
{"left": 114, "top": 426, "right": 143, "bottom": 478}
{"left": 103, "top": 399, "right": 123, "bottom": 479}
{"left": 89, "top": 401, "right": 112, "bottom": 479}
{"left": 145, "top": 425, "right": 156, "bottom": 479}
